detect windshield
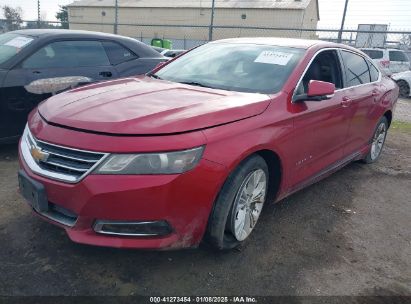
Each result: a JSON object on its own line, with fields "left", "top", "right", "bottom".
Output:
{"left": 0, "top": 33, "right": 35, "bottom": 65}
{"left": 155, "top": 43, "right": 304, "bottom": 94}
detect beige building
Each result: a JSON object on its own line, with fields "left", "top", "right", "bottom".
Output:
{"left": 67, "top": 0, "right": 319, "bottom": 47}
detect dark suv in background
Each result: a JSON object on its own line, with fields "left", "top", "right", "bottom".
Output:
{"left": 0, "top": 29, "right": 166, "bottom": 143}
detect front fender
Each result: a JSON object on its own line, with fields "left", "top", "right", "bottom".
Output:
{"left": 201, "top": 109, "right": 293, "bottom": 197}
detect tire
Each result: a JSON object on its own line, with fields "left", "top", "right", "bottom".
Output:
{"left": 205, "top": 155, "right": 269, "bottom": 250}
{"left": 362, "top": 116, "right": 388, "bottom": 164}
{"left": 397, "top": 80, "right": 410, "bottom": 98}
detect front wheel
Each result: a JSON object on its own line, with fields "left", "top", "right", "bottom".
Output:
{"left": 205, "top": 155, "right": 268, "bottom": 250}
{"left": 362, "top": 116, "right": 388, "bottom": 164}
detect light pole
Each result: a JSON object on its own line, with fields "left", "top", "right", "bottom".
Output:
{"left": 114, "top": 0, "right": 118, "bottom": 34}
{"left": 208, "top": 0, "right": 216, "bottom": 41}
{"left": 338, "top": 0, "right": 349, "bottom": 43}
{"left": 37, "top": 0, "right": 41, "bottom": 28}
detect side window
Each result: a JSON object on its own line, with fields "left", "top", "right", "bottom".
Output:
{"left": 362, "top": 49, "right": 383, "bottom": 59}
{"left": 389, "top": 51, "right": 409, "bottom": 62}
{"left": 22, "top": 40, "right": 110, "bottom": 69}
{"left": 367, "top": 60, "right": 380, "bottom": 82}
{"left": 102, "top": 41, "right": 138, "bottom": 65}
{"left": 296, "top": 50, "right": 343, "bottom": 95}
{"left": 341, "top": 51, "right": 371, "bottom": 87}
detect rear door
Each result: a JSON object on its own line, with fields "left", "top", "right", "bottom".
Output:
{"left": 339, "top": 50, "right": 384, "bottom": 156}
{"left": 2, "top": 40, "right": 118, "bottom": 137}
{"left": 389, "top": 50, "right": 410, "bottom": 74}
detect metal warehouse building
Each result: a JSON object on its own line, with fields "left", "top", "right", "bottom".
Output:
{"left": 67, "top": 0, "right": 319, "bottom": 47}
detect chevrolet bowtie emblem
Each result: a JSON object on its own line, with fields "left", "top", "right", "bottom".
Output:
{"left": 30, "top": 146, "right": 49, "bottom": 163}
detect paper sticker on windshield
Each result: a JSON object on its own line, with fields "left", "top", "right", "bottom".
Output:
{"left": 254, "top": 51, "right": 293, "bottom": 65}
{"left": 5, "top": 37, "right": 34, "bottom": 48}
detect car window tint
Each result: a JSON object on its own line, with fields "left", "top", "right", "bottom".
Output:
{"left": 362, "top": 50, "right": 383, "bottom": 59}
{"left": 23, "top": 40, "right": 110, "bottom": 69}
{"left": 341, "top": 51, "right": 371, "bottom": 87}
{"left": 296, "top": 50, "right": 343, "bottom": 95}
{"left": 367, "top": 60, "right": 380, "bottom": 82}
{"left": 102, "top": 41, "right": 138, "bottom": 65}
{"left": 389, "top": 51, "right": 409, "bottom": 62}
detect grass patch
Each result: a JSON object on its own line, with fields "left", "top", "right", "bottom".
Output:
{"left": 391, "top": 121, "right": 411, "bottom": 132}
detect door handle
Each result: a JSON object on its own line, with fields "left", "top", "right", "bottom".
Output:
{"left": 341, "top": 97, "right": 352, "bottom": 107}
{"left": 99, "top": 71, "right": 112, "bottom": 77}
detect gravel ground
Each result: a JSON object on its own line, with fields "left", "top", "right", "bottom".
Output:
{"left": 0, "top": 110, "right": 410, "bottom": 296}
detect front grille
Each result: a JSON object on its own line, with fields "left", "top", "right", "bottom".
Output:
{"left": 36, "top": 140, "right": 105, "bottom": 179}
{"left": 22, "top": 126, "right": 107, "bottom": 183}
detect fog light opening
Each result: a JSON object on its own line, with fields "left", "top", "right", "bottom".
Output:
{"left": 93, "top": 220, "right": 172, "bottom": 237}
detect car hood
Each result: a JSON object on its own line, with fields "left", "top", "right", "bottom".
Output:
{"left": 38, "top": 76, "right": 271, "bottom": 135}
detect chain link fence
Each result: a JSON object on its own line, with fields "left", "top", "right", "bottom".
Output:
{"left": 1, "top": 18, "right": 411, "bottom": 56}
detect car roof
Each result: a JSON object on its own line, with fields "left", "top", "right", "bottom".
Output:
{"left": 361, "top": 48, "right": 405, "bottom": 52}
{"left": 1, "top": 29, "right": 164, "bottom": 69}
{"left": 11, "top": 29, "right": 129, "bottom": 40}
{"left": 211, "top": 37, "right": 344, "bottom": 49}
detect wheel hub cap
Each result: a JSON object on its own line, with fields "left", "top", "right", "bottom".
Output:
{"left": 371, "top": 123, "right": 386, "bottom": 160}
{"left": 231, "top": 169, "right": 267, "bottom": 241}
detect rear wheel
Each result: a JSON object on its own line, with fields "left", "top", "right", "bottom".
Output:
{"left": 362, "top": 116, "right": 388, "bottom": 164}
{"left": 205, "top": 155, "right": 268, "bottom": 250}
{"left": 397, "top": 80, "right": 410, "bottom": 98}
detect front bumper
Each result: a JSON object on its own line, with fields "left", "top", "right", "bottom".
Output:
{"left": 18, "top": 144, "right": 227, "bottom": 249}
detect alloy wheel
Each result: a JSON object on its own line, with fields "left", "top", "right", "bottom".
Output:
{"left": 230, "top": 169, "right": 267, "bottom": 241}
{"left": 370, "top": 122, "right": 387, "bottom": 160}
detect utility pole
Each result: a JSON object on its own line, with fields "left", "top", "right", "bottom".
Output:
{"left": 37, "top": 0, "right": 41, "bottom": 28}
{"left": 114, "top": 0, "right": 118, "bottom": 34}
{"left": 338, "top": 0, "right": 349, "bottom": 43}
{"left": 208, "top": 0, "right": 216, "bottom": 41}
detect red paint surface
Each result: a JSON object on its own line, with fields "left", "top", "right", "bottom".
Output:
{"left": 19, "top": 40, "right": 398, "bottom": 249}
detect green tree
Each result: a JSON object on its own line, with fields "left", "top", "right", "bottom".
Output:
{"left": 2, "top": 5, "right": 23, "bottom": 31}
{"left": 55, "top": 5, "right": 68, "bottom": 29}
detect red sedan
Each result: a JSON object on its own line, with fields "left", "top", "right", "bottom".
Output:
{"left": 18, "top": 38, "right": 398, "bottom": 250}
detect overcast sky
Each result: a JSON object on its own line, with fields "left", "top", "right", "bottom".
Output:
{"left": 1, "top": 0, "right": 410, "bottom": 30}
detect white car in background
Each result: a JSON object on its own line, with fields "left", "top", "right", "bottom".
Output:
{"left": 392, "top": 71, "right": 411, "bottom": 98}
{"left": 361, "top": 48, "right": 410, "bottom": 76}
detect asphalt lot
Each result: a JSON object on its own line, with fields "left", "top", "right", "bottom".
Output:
{"left": 0, "top": 99, "right": 410, "bottom": 296}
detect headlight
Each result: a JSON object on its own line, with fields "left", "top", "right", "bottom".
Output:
{"left": 93, "top": 146, "right": 204, "bottom": 175}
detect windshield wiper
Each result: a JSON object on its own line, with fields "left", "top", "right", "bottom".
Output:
{"left": 178, "top": 81, "right": 214, "bottom": 89}
{"left": 146, "top": 73, "right": 162, "bottom": 80}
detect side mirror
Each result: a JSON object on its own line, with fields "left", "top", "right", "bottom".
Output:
{"left": 293, "top": 80, "right": 335, "bottom": 103}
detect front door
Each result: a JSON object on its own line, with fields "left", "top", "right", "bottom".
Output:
{"left": 2, "top": 40, "right": 117, "bottom": 138}
{"left": 289, "top": 49, "right": 351, "bottom": 189}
